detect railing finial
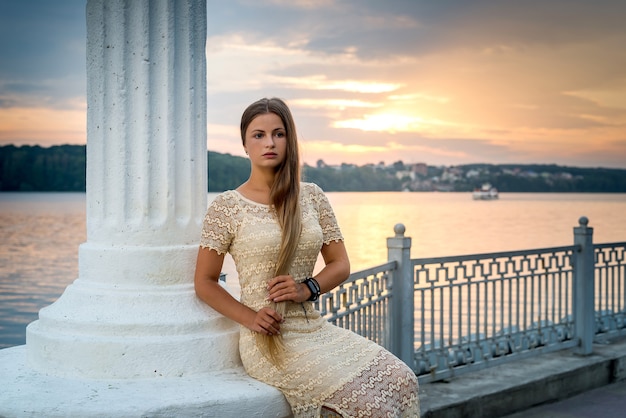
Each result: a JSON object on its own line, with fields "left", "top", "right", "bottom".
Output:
{"left": 393, "top": 223, "right": 406, "bottom": 237}
{"left": 578, "top": 216, "right": 589, "bottom": 227}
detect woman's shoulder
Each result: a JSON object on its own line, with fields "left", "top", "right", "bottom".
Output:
{"left": 301, "top": 182, "right": 325, "bottom": 196}
{"left": 211, "top": 189, "right": 238, "bottom": 202}
{"left": 301, "top": 182, "right": 332, "bottom": 207}
{"left": 207, "top": 189, "right": 243, "bottom": 210}
{"left": 209, "top": 189, "right": 274, "bottom": 214}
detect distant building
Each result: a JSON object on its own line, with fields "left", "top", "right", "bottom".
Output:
{"left": 412, "top": 163, "right": 428, "bottom": 177}
{"left": 466, "top": 169, "right": 481, "bottom": 178}
{"left": 395, "top": 170, "right": 415, "bottom": 180}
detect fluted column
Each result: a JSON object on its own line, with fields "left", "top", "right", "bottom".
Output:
{"left": 26, "top": 0, "right": 240, "bottom": 379}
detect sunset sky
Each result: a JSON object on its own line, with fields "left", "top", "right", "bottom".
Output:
{"left": 1, "top": 0, "right": 625, "bottom": 168}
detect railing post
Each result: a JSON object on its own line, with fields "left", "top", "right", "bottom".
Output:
{"left": 387, "top": 223, "right": 414, "bottom": 368}
{"left": 573, "top": 216, "right": 595, "bottom": 355}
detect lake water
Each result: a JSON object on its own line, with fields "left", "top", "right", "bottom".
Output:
{"left": 1, "top": 191, "right": 625, "bottom": 349}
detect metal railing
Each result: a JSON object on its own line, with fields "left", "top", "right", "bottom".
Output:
{"left": 317, "top": 217, "right": 626, "bottom": 384}
{"left": 412, "top": 245, "right": 578, "bottom": 383}
{"left": 594, "top": 242, "right": 626, "bottom": 340}
{"left": 316, "top": 262, "right": 395, "bottom": 349}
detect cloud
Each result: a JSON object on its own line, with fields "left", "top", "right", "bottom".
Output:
{"left": 0, "top": 105, "right": 86, "bottom": 145}
{"left": 1, "top": 0, "right": 626, "bottom": 169}
{"left": 0, "top": 1, "right": 86, "bottom": 146}
{"left": 0, "top": 0, "right": 86, "bottom": 106}
{"left": 268, "top": 75, "right": 402, "bottom": 94}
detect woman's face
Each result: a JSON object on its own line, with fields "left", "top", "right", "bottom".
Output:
{"left": 244, "top": 112, "right": 287, "bottom": 171}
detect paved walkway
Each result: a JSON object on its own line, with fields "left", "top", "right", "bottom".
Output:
{"left": 502, "top": 379, "right": 626, "bottom": 418}
{"left": 419, "top": 335, "right": 626, "bottom": 418}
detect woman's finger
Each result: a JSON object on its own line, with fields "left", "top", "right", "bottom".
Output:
{"left": 261, "top": 317, "right": 280, "bottom": 335}
{"left": 268, "top": 274, "right": 294, "bottom": 290}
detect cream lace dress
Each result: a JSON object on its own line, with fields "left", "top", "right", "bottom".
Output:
{"left": 200, "top": 182, "right": 420, "bottom": 418}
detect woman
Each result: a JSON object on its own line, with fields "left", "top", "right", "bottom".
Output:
{"left": 194, "top": 97, "right": 420, "bottom": 417}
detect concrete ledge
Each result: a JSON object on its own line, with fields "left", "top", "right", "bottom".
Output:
{"left": 0, "top": 346, "right": 292, "bottom": 418}
{"left": 419, "top": 336, "right": 626, "bottom": 418}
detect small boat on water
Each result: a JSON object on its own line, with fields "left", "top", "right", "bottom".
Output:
{"left": 473, "top": 183, "right": 499, "bottom": 200}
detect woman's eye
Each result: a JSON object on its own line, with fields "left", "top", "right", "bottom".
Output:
{"left": 254, "top": 133, "right": 263, "bottom": 139}
{"left": 275, "top": 131, "right": 285, "bottom": 138}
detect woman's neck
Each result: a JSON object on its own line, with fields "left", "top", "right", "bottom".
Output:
{"left": 237, "top": 172, "right": 275, "bottom": 205}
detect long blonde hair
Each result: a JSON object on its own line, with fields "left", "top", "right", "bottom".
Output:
{"left": 240, "top": 98, "right": 302, "bottom": 365}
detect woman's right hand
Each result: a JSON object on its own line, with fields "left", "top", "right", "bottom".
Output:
{"left": 250, "top": 307, "right": 283, "bottom": 336}
{"left": 196, "top": 248, "right": 281, "bottom": 336}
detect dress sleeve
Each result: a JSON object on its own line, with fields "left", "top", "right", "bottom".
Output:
{"left": 310, "top": 183, "right": 344, "bottom": 245}
{"left": 199, "top": 193, "right": 236, "bottom": 255}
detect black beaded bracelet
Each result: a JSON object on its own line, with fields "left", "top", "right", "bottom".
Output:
{"left": 303, "top": 277, "right": 321, "bottom": 302}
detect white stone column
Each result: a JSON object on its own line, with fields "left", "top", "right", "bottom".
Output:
{"left": 26, "top": 0, "right": 239, "bottom": 379}
{"left": 1, "top": 2, "right": 290, "bottom": 414}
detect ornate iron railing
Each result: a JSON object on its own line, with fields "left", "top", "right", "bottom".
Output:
{"left": 315, "top": 261, "right": 395, "bottom": 349}
{"left": 319, "top": 218, "right": 626, "bottom": 384}
{"left": 594, "top": 242, "right": 626, "bottom": 339}
{"left": 412, "top": 246, "right": 578, "bottom": 382}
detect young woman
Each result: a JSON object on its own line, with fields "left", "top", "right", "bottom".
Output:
{"left": 194, "top": 97, "right": 420, "bottom": 417}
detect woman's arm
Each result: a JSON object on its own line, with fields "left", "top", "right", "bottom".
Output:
{"left": 313, "top": 240, "right": 351, "bottom": 293}
{"left": 194, "top": 247, "right": 283, "bottom": 335}
{"left": 268, "top": 240, "right": 350, "bottom": 303}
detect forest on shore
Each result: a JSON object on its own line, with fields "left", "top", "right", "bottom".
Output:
{"left": 2, "top": 144, "right": 626, "bottom": 193}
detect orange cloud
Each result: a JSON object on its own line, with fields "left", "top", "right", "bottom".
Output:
{"left": 0, "top": 106, "right": 86, "bottom": 145}
{"left": 270, "top": 74, "right": 403, "bottom": 94}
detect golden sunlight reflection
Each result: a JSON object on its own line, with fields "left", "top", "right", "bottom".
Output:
{"left": 3, "top": 192, "right": 626, "bottom": 348}
{"left": 0, "top": 193, "right": 85, "bottom": 348}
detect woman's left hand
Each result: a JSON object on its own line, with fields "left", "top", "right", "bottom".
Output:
{"left": 267, "top": 274, "right": 310, "bottom": 303}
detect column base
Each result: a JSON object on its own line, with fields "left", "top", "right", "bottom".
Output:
{"left": 0, "top": 346, "right": 292, "bottom": 418}
{"left": 26, "top": 274, "right": 242, "bottom": 378}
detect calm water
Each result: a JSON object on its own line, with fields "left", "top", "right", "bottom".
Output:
{"left": 1, "top": 192, "right": 625, "bottom": 349}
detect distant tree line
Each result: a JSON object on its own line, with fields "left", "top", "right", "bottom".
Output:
{"left": 303, "top": 163, "right": 401, "bottom": 191}
{"left": 208, "top": 151, "right": 249, "bottom": 191}
{"left": 2, "top": 145, "right": 626, "bottom": 193}
{"left": 0, "top": 145, "right": 86, "bottom": 191}
{"left": 207, "top": 152, "right": 403, "bottom": 192}
{"left": 459, "top": 163, "right": 626, "bottom": 193}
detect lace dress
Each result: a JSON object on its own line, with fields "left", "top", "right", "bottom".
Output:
{"left": 200, "top": 182, "right": 420, "bottom": 418}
